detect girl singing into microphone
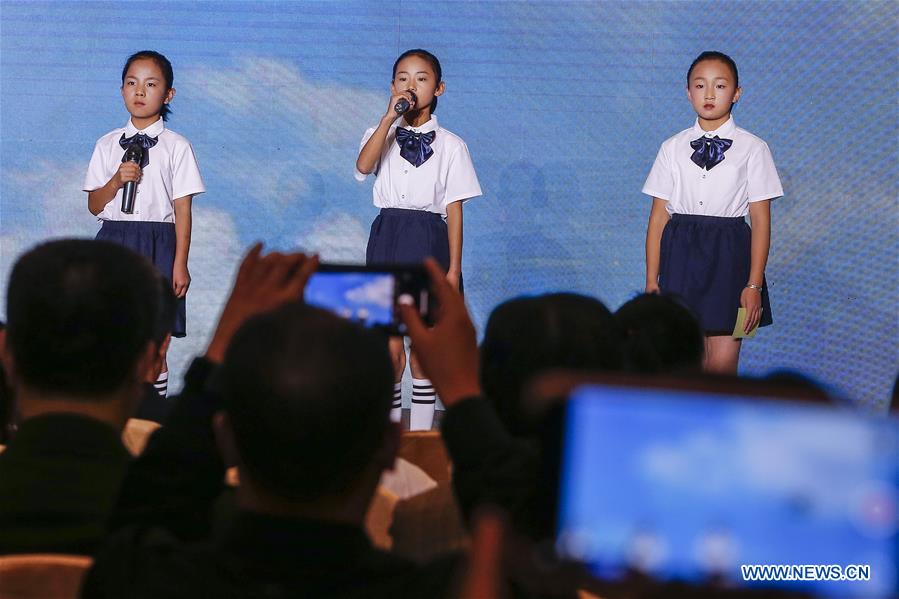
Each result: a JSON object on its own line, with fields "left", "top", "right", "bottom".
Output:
{"left": 355, "top": 48, "right": 482, "bottom": 430}
{"left": 84, "top": 50, "right": 204, "bottom": 398}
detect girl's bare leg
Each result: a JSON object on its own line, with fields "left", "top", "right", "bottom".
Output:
{"left": 703, "top": 335, "right": 741, "bottom": 374}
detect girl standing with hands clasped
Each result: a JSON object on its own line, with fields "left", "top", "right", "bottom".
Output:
{"left": 355, "top": 49, "right": 482, "bottom": 430}
{"left": 642, "top": 51, "right": 783, "bottom": 374}
{"left": 84, "top": 51, "right": 204, "bottom": 397}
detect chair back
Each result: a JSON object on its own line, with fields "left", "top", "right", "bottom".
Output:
{"left": 122, "top": 418, "right": 161, "bottom": 456}
{"left": 398, "top": 430, "right": 452, "bottom": 483}
{"left": 389, "top": 431, "right": 467, "bottom": 559}
{"left": 0, "top": 554, "right": 93, "bottom": 599}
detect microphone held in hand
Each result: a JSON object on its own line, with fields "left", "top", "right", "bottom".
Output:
{"left": 121, "top": 143, "right": 144, "bottom": 214}
{"left": 394, "top": 90, "right": 418, "bottom": 114}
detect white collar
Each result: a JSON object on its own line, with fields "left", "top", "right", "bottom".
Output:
{"left": 691, "top": 115, "right": 736, "bottom": 138}
{"left": 394, "top": 114, "right": 439, "bottom": 134}
{"left": 125, "top": 118, "right": 165, "bottom": 137}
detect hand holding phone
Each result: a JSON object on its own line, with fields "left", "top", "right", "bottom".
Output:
{"left": 398, "top": 258, "right": 481, "bottom": 406}
{"left": 206, "top": 244, "right": 319, "bottom": 363}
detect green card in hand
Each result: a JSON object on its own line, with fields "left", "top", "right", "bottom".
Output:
{"left": 732, "top": 307, "right": 761, "bottom": 339}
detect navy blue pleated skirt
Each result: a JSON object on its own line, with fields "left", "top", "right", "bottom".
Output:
{"left": 659, "top": 214, "right": 772, "bottom": 334}
{"left": 96, "top": 220, "right": 185, "bottom": 338}
{"left": 366, "top": 208, "right": 462, "bottom": 292}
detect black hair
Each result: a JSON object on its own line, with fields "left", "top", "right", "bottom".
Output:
{"left": 687, "top": 50, "right": 739, "bottom": 88}
{"left": 122, "top": 50, "right": 174, "bottom": 121}
{"left": 221, "top": 303, "right": 394, "bottom": 501}
{"left": 760, "top": 369, "right": 834, "bottom": 405}
{"left": 6, "top": 239, "right": 161, "bottom": 399}
{"left": 614, "top": 293, "right": 704, "bottom": 374}
{"left": 480, "top": 293, "right": 622, "bottom": 437}
{"left": 0, "top": 321, "right": 12, "bottom": 443}
{"left": 393, "top": 48, "right": 442, "bottom": 113}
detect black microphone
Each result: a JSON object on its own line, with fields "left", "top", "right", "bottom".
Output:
{"left": 394, "top": 91, "right": 418, "bottom": 114}
{"left": 121, "top": 143, "right": 144, "bottom": 214}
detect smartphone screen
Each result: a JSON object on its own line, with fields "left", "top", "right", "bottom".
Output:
{"left": 305, "top": 264, "right": 431, "bottom": 334}
{"left": 556, "top": 384, "right": 899, "bottom": 598}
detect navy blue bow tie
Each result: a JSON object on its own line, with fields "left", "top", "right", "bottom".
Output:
{"left": 690, "top": 135, "right": 732, "bottom": 171}
{"left": 119, "top": 133, "right": 158, "bottom": 169}
{"left": 395, "top": 128, "right": 436, "bottom": 167}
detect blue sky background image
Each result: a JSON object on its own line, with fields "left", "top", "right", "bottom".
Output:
{"left": 1, "top": 1, "right": 896, "bottom": 404}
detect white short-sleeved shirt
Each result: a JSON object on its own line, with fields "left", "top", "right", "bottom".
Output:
{"left": 354, "top": 115, "right": 482, "bottom": 217}
{"left": 83, "top": 118, "right": 205, "bottom": 223}
{"left": 642, "top": 117, "right": 783, "bottom": 217}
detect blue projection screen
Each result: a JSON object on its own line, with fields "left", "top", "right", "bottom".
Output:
{"left": 1, "top": 1, "right": 896, "bottom": 407}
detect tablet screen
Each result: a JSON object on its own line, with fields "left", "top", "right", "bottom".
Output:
{"left": 556, "top": 385, "right": 898, "bottom": 598}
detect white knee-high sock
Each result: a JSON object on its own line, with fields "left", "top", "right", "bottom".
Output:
{"left": 391, "top": 382, "right": 403, "bottom": 423}
{"left": 410, "top": 377, "right": 436, "bottom": 431}
{"left": 154, "top": 371, "right": 169, "bottom": 399}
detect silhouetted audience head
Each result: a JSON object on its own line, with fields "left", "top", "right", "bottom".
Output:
{"left": 3, "top": 239, "right": 162, "bottom": 402}
{"left": 0, "top": 322, "right": 11, "bottom": 443}
{"left": 480, "top": 293, "right": 621, "bottom": 436}
{"left": 760, "top": 369, "right": 835, "bottom": 405}
{"left": 615, "top": 293, "right": 704, "bottom": 374}
{"left": 134, "top": 273, "right": 178, "bottom": 423}
{"left": 220, "top": 303, "right": 394, "bottom": 503}
{"left": 152, "top": 274, "right": 177, "bottom": 350}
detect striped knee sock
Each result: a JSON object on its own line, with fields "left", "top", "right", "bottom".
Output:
{"left": 391, "top": 382, "right": 403, "bottom": 423}
{"left": 410, "top": 377, "right": 436, "bottom": 431}
{"left": 154, "top": 371, "right": 168, "bottom": 398}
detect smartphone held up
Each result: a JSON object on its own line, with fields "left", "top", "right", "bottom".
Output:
{"left": 305, "top": 263, "right": 433, "bottom": 335}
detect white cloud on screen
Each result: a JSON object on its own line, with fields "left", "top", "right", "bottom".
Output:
{"left": 181, "top": 55, "right": 380, "bottom": 262}
{"left": 642, "top": 431, "right": 733, "bottom": 495}
{"left": 8, "top": 160, "right": 99, "bottom": 238}
{"left": 345, "top": 275, "right": 393, "bottom": 309}
{"left": 213, "top": 155, "right": 310, "bottom": 207}
{"left": 298, "top": 212, "right": 367, "bottom": 263}
{"left": 1, "top": 161, "right": 100, "bottom": 315}
{"left": 640, "top": 409, "right": 879, "bottom": 517}
{"left": 182, "top": 56, "right": 383, "bottom": 170}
